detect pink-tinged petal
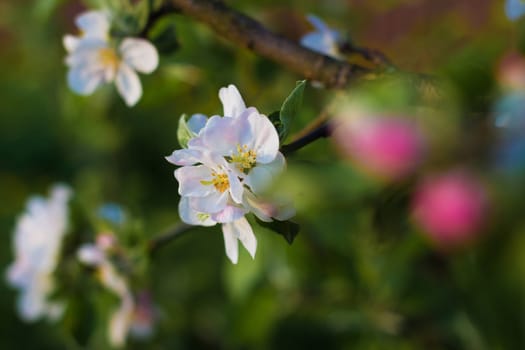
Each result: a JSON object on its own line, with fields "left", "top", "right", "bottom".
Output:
{"left": 247, "top": 111, "right": 279, "bottom": 163}
{"left": 219, "top": 84, "right": 246, "bottom": 118}
{"left": 67, "top": 65, "right": 106, "bottom": 95}
{"left": 242, "top": 191, "right": 273, "bottom": 222}
{"left": 187, "top": 114, "right": 208, "bottom": 134}
{"left": 232, "top": 217, "right": 257, "bottom": 259}
{"left": 76, "top": 10, "right": 110, "bottom": 39}
{"left": 211, "top": 205, "right": 246, "bottom": 223}
{"left": 174, "top": 165, "right": 214, "bottom": 197}
{"left": 228, "top": 172, "right": 244, "bottom": 204}
{"left": 179, "top": 196, "right": 216, "bottom": 226}
{"left": 165, "top": 148, "right": 202, "bottom": 166}
{"left": 201, "top": 115, "right": 248, "bottom": 155}
{"left": 116, "top": 63, "right": 142, "bottom": 107}
{"left": 120, "top": 38, "right": 159, "bottom": 74}
{"left": 245, "top": 152, "right": 285, "bottom": 194}
{"left": 189, "top": 191, "right": 229, "bottom": 214}
{"left": 221, "top": 223, "right": 239, "bottom": 264}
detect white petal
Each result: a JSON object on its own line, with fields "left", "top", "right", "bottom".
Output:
{"left": 232, "top": 217, "right": 257, "bottom": 259}
{"left": 200, "top": 115, "right": 244, "bottom": 155}
{"left": 306, "top": 14, "right": 330, "bottom": 33}
{"left": 227, "top": 171, "right": 244, "bottom": 204}
{"left": 187, "top": 113, "right": 208, "bottom": 134}
{"left": 77, "top": 244, "right": 104, "bottom": 266}
{"left": 116, "top": 63, "right": 142, "bottom": 107}
{"left": 189, "top": 191, "right": 229, "bottom": 214}
{"left": 67, "top": 64, "right": 106, "bottom": 95}
{"left": 174, "top": 165, "right": 214, "bottom": 197}
{"left": 165, "top": 148, "right": 202, "bottom": 166}
{"left": 219, "top": 84, "right": 246, "bottom": 118}
{"left": 242, "top": 191, "right": 273, "bottom": 222}
{"left": 247, "top": 111, "right": 280, "bottom": 163}
{"left": 221, "top": 223, "right": 239, "bottom": 264}
{"left": 120, "top": 38, "right": 159, "bottom": 74}
{"left": 76, "top": 10, "right": 110, "bottom": 39}
{"left": 245, "top": 152, "right": 285, "bottom": 194}
{"left": 63, "top": 35, "right": 80, "bottom": 52}
{"left": 210, "top": 205, "right": 246, "bottom": 223}
{"left": 179, "top": 196, "right": 217, "bottom": 226}
{"left": 109, "top": 295, "right": 134, "bottom": 348}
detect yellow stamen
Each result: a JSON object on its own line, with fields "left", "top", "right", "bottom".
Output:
{"left": 200, "top": 171, "right": 230, "bottom": 193}
{"left": 98, "top": 47, "right": 120, "bottom": 69}
{"left": 230, "top": 144, "right": 257, "bottom": 174}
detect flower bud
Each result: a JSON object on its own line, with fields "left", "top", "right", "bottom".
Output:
{"left": 412, "top": 171, "right": 489, "bottom": 247}
{"left": 332, "top": 115, "right": 426, "bottom": 180}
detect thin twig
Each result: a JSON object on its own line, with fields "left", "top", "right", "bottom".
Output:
{"left": 148, "top": 222, "right": 193, "bottom": 255}
{"left": 168, "top": 0, "right": 371, "bottom": 88}
{"left": 281, "top": 122, "right": 331, "bottom": 155}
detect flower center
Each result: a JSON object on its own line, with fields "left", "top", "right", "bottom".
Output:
{"left": 98, "top": 47, "right": 120, "bottom": 69}
{"left": 201, "top": 171, "right": 230, "bottom": 193}
{"left": 230, "top": 144, "right": 257, "bottom": 174}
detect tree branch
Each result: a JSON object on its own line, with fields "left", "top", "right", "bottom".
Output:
{"left": 281, "top": 122, "right": 331, "bottom": 155}
{"left": 148, "top": 222, "right": 193, "bottom": 255}
{"left": 169, "top": 0, "right": 370, "bottom": 88}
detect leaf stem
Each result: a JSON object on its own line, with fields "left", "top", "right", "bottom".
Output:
{"left": 148, "top": 222, "right": 193, "bottom": 255}
{"left": 280, "top": 122, "right": 331, "bottom": 155}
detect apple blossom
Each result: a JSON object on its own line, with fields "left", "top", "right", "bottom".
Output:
{"left": 412, "top": 171, "right": 489, "bottom": 248}
{"left": 300, "top": 14, "right": 342, "bottom": 59}
{"left": 78, "top": 233, "right": 152, "bottom": 347}
{"left": 5, "top": 184, "right": 72, "bottom": 322}
{"left": 64, "top": 10, "right": 159, "bottom": 106}
{"left": 505, "top": 0, "right": 525, "bottom": 21}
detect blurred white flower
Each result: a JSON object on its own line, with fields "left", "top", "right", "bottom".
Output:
{"left": 6, "top": 184, "right": 72, "bottom": 322}
{"left": 505, "top": 0, "right": 525, "bottom": 21}
{"left": 167, "top": 84, "right": 293, "bottom": 264}
{"left": 300, "top": 14, "right": 342, "bottom": 59}
{"left": 78, "top": 233, "right": 143, "bottom": 348}
{"left": 63, "top": 10, "right": 159, "bottom": 107}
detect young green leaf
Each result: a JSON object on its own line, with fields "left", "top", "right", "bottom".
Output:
{"left": 279, "top": 80, "right": 306, "bottom": 142}
{"left": 255, "top": 217, "right": 300, "bottom": 245}
{"left": 177, "top": 114, "right": 194, "bottom": 148}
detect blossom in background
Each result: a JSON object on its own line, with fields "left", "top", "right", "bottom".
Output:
{"left": 300, "top": 14, "right": 342, "bottom": 59}
{"left": 78, "top": 233, "right": 154, "bottom": 347}
{"left": 166, "top": 85, "right": 294, "bottom": 264}
{"left": 332, "top": 113, "right": 426, "bottom": 180}
{"left": 505, "top": 0, "right": 525, "bottom": 21}
{"left": 5, "top": 184, "right": 72, "bottom": 322}
{"left": 63, "top": 10, "right": 159, "bottom": 106}
{"left": 412, "top": 171, "right": 489, "bottom": 248}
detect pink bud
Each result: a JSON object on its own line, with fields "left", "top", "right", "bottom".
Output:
{"left": 96, "top": 232, "right": 116, "bottom": 251}
{"left": 412, "top": 171, "right": 489, "bottom": 247}
{"left": 130, "top": 291, "right": 157, "bottom": 339}
{"left": 332, "top": 115, "right": 426, "bottom": 180}
{"left": 497, "top": 51, "right": 525, "bottom": 91}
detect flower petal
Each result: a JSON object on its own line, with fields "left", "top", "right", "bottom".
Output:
{"left": 187, "top": 113, "right": 208, "bottom": 135}
{"left": 221, "top": 222, "right": 239, "bottom": 264}
{"left": 245, "top": 152, "right": 285, "bottom": 194}
{"left": 189, "top": 191, "right": 228, "bottom": 214}
{"left": 76, "top": 10, "right": 110, "bottom": 39}
{"left": 219, "top": 84, "right": 246, "bottom": 118}
{"left": 165, "top": 148, "right": 202, "bottom": 166}
{"left": 210, "top": 205, "right": 246, "bottom": 223}
{"left": 179, "top": 196, "right": 217, "bottom": 226}
{"left": 77, "top": 244, "right": 104, "bottom": 266}
{"left": 63, "top": 35, "right": 80, "bottom": 52}
{"left": 116, "top": 63, "right": 142, "bottom": 107}
{"left": 67, "top": 64, "right": 106, "bottom": 95}
{"left": 246, "top": 111, "right": 279, "bottom": 163}
{"left": 109, "top": 294, "right": 134, "bottom": 348}
{"left": 120, "top": 38, "right": 159, "bottom": 74}
{"left": 232, "top": 217, "right": 257, "bottom": 259}
{"left": 228, "top": 171, "right": 244, "bottom": 204}
{"left": 174, "top": 165, "right": 214, "bottom": 197}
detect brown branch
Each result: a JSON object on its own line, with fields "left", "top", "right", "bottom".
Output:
{"left": 148, "top": 222, "right": 193, "bottom": 255}
{"left": 281, "top": 121, "right": 331, "bottom": 155}
{"left": 168, "top": 0, "right": 370, "bottom": 88}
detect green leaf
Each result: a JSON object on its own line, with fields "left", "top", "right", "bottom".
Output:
{"left": 177, "top": 114, "right": 194, "bottom": 148}
{"left": 255, "top": 218, "right": 300, "bottom": 245}
{"left": 278, "top": 80, "right": 306, "bottom": 142}
{"left": 148, "top": 17, "right": 180, "bottom": 54}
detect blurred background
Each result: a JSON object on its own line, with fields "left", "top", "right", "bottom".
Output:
{"left": 2, "top": 0, "right": 525, "bottom": 348}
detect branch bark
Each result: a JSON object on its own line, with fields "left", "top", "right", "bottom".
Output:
{"left": 169, "top": 0, "right": 370, "bottom": 88}
{"left": 148, "top": 223, "right": 193, "bottom": 255}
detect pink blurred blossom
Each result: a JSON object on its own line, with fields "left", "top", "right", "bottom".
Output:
{"left": 332, "top": 115, "right": 426, "bottom": 180}
{"left": 497, "top": 51, "right": 525, "bottom": 91}
{"left": 412, "top": 171, "right": 489, "bottom": 247}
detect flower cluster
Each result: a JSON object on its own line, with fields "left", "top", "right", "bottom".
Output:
{"left": 63, "top": 10, "right": 159, "bottom": 106}
{"left": 300, "top": 15, "right": 343, "bottom": 59}
{"left": 166, "top": 85, "right": 294, "bottom": 264}
{"left": 78, "top": 233, "right": 155, "bottom": 348}
{"left": 5, "top": 184, "right": 72, "bottom": 322}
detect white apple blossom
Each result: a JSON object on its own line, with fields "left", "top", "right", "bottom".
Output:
{"left": 167, "top": 84, "right": 293, "bottom": 264}
{"left": 300, "top": 14, "right": 343, "bottom": 59}
{"left": 64, "top": 10, "right": 159, "bottom": 107}
{"left": 78, "top": 233, "right": 150, "bottom": 348}
{"left": 5, "top": 184, "right": 72, "bottom": 322}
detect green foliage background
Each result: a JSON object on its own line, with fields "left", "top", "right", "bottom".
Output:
{"left": 2, "top": 0, "right": 525, "bottom": 349}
